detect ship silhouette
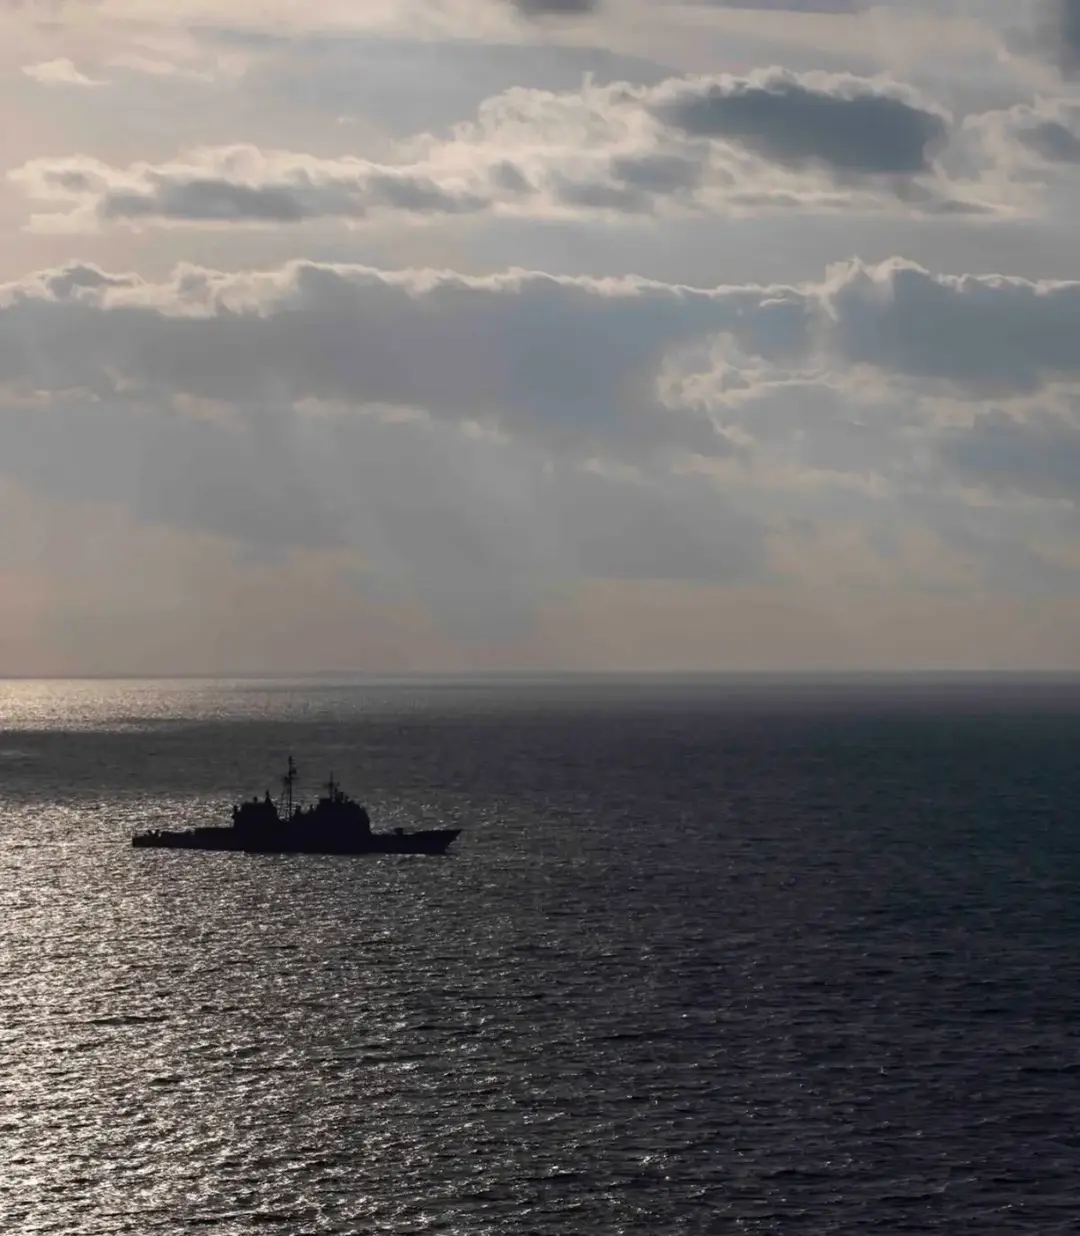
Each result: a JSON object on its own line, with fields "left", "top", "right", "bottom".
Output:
{"left": 132, "top": 757, "right": 461, "bottom": 854}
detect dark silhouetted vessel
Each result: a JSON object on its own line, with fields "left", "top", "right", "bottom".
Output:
{"left": 132, "top": 757, "right": 461, "bottom": 854}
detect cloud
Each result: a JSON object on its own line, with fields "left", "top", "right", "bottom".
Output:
{"left": 512, "top": 0, "right": 597, "bottom": 15}
{"left": 939, "top": 408, "right": 1080, "bottom": 504}
{"left": 0, "top": 258, "right": 750, "bottom": 460}
{"left": 0, "top": 0, "right": 1011, "bottom": 85}
{"left": 6, "top": 253, "right": 1080, "bottom": 657}
{"left": 707, "top": 0, "right": 857, "bottom": 8}
{"left": 822, "top": 259, "right": 1080, "bottom": 395}
{"left": 640, "top": 255, "right": 1080, "bottom": 420}
{"left": 0, "top": 365, "right": 766, "bottom": 642}
{"left": 0, "top": 254, "right": 874, "bottom": 626}
{"left": 1019, "top": 118, "right": 1080, "bottom": 164}
{"left": 649, "top": 69, "right": 946, "bottom": 175}
{"left": 12, "top": 69, "right": 1013, "bottom": 232}
{"left": 1010, "top": 1, "right": 1080, "bottom": 81}
{"left": 8, "top": 254, "right": 1080, "bottom": 464}
{"left": 1038, "top": 0, "right": 1080, "bottom": 76}
{"left": 16, "top": 149, "right": 493, "bottom": 227}
{"left": 962, "top": 98, "right": 1080, "bottom": 174}
{"left": 700, "top": 0, "right": 857, "bottom": 9}
{"left": 12, "top": 254, "right": 1080, "bottom": 452}
{"left": 21, "top": 58, "right": 105, "bottom": 87}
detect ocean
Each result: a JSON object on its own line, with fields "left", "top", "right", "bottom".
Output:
{"left": 1, "top": 675, "right": 1078, "bottom": 1234}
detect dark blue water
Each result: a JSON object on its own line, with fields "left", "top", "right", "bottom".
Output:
{"left": 2, "top": 677, "right": 1078, "bottom": 1233}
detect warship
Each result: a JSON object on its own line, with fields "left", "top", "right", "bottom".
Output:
{"left": 131, "top": 757, "right": 461, "bottom": 855}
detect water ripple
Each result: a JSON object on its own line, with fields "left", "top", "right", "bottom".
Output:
{"left": 2, "top": 678, "right": 1079, "bottom": 1232}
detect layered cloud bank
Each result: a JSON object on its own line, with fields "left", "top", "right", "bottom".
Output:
{"left": 7, "top": 255, "right": 1080, "bottom": 416}
{"left": 15, "top": 68, "right": 1037, "bottom": 231}
{"left": 4, "top": 0, "right": 1080, "bottom": 671}
{"left": 5, "top": 248, "right": 1080, "bottom": 668}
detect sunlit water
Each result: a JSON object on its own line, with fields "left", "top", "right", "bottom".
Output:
{"left": 2, "top": 676, "right": 1079, "bottom": 1234}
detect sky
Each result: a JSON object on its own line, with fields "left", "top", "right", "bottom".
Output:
{"left": 4, "top": 0, "right": 1080, "bottom": 673}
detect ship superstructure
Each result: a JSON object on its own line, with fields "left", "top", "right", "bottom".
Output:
{"left": 133, "top": 757, "right": 460, "bottom": 855}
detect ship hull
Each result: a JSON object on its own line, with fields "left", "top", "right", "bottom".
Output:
{"left": 131, "top": 827, "right": 461, "bottom": 855}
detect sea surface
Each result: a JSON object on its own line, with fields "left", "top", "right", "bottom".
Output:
{"left": 1, "top": 675, "right": 1079, "bottom": 1235}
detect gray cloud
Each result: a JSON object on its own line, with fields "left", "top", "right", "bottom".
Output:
{"left": 651, "top": 69, "right": 947, "bottom": 175}
{"left": 0, "top": 390, "right": 766, "bottom": 645}
{"left": 102, "top": 170, "right": 489, "bottom": 223}
{"left": 0, "top": 392, "right": 344, "bottom": 555}
{"left": 1015, "top": 1, "right": 1080, "bottom": 78}
{"left": 6, "top": 253, "right": 1080, "bottom": 644}
{"left": 609, "top": 151, "right": 704, "bottom": 193}
{"left": 9, "top": 256, "right": 1080, "bottom": 464}
{"left": 939, "top": 409, "right": 1080, "bottom": 504}
{"left": 1017, "top": 119, "right": 1080, "bottom": 164}
{"left": 0, "top": 254, "right": 825, "bottom": 616}
{"left": 0, "top": 393, "right": 771, "bottom": 654}
{"left": 703, "top": 0, "right": 857, "bottom": 8}
{"left": 16, "top": 150, "right": 497, "bottom": 227}
{"left": 513, "top": 0, "right": 597, "bottom": 15}
{"left": 826, "top": 260, "right": 1080, "bottom": 395}
{"left": 0, "top": 259, "right": 750, "bottom": 460}
{"left": 10, "top": 254, "right": 1080, "bottom": 463}
{"left": 1042, "top": 0, "right": 1080, "bottom": 75}
{"left": 103, "top": 180, "right": 313, "bottom": 223}
{"left": 14, "top": 70, "right": 1004, "bottom": 230}
{"left": 356, "top": 445, "right": 765, "bottom": 635}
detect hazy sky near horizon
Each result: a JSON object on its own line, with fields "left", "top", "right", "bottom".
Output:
{"left": 4, "top": 0, "right": 1080, "bottom": 673}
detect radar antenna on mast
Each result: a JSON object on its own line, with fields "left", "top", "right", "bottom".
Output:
{"left": 282, "top": 755, "right": 297, "bottom": 821}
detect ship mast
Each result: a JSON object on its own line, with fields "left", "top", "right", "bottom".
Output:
{"left": 282, "top": 755, "right": 297, "bottom": 821}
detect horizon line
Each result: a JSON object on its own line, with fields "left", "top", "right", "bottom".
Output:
{"left": 6, "top": 669, "right": 1080, "bottom": 683}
